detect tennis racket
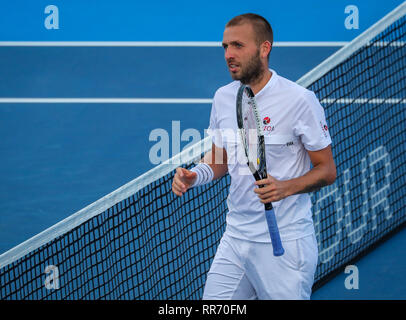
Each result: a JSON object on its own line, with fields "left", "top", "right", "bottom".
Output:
{"left": 236, "top": 84, "right": 285, "bottom": 256}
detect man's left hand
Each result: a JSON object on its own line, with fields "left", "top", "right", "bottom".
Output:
{"left": 254, "top": 174, "right": 290, "bottom": 203}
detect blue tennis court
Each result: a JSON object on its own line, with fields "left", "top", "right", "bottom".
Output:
{"left": 0, "top": 0, "right": 405, "bottom": 300}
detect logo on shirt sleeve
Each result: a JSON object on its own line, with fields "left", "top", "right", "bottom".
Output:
{"left": 320, "top": 121, "right": 329, "bottom": 138}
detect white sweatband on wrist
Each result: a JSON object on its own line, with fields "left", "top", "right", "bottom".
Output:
{"left": 190, "top": 163, "right": 214, "bottom": 187}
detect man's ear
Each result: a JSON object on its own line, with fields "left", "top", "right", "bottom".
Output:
{"left": 261, "top": 40, "right": 272, "bottom": 59}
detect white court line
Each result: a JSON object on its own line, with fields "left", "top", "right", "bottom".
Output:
{"left": 0, "top": 41, "right": 348, "bottom": 47}
{"left": 0, "top": 98, "right": 213, "bottom": 104}
{"left": 321, "top": 98, "right": 405, "bottom": 104}
{"left": 372, "top": 41, "right": 406, "bottom": 47}
{"left": 2, "top": 41, "right": 401, "bottom": 47}
{"left": 0, "top": 98, "right": 404, "bottom": 104}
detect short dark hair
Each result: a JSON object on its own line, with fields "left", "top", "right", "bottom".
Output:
{"left": 226, "top": 13, "right": 273, "bottom": 56}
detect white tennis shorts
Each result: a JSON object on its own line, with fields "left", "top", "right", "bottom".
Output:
{"left": 202, "top": 232, "right": 318, "bottom": 300}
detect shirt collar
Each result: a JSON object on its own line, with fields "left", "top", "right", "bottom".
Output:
{"left": 255, "top": 69, "right": 278, "bottom": 98}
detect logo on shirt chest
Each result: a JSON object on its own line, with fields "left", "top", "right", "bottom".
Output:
{"left": 262, "top": 116, "right": 275, "bottom": 133}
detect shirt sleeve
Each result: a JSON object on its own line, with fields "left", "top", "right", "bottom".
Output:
{"left": 294, "top": 90, "right": 332, "bottom": 151}
{"left": 207, "top": 96, "right": 224, "bottom": 148}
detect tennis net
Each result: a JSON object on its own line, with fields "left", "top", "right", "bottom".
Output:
{"left": 1, "top": 2, "right": 405, "bottom": 299}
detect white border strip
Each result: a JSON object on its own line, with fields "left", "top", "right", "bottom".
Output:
{"left": 0, "top": 41, "right": 348, "bottom": 47}
{"left": 297, "top": 2, "right": 406, "bottom": 88}
{"left": 0, "top": 98, "right": 213, "bottom": 104}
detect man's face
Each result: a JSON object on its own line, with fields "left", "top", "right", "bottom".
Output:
{"left": 222, "top": 23, "right": 265, "bottom": 84}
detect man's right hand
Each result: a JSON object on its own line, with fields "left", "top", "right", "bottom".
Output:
{"left": 172, "top": 167, "right": 197, "bottom": 196}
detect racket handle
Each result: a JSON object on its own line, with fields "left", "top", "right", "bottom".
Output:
{"left": 265, "top": 208, "right": 285, "bottom": 256}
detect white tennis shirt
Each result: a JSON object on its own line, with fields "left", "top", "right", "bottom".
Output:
{"left": 208, "top": 70, "right": 332, "bottom": 242}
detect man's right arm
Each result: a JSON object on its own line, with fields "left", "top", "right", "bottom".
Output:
{"left": 202, "top": 143, "right": 228, "bottom": 179}
{"left": 172, "top": 143, "right": 228, "bottom": 196}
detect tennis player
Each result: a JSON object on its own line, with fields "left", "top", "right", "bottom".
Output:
{"left": 172, "top": 13, "right": 336, "bottom": 300}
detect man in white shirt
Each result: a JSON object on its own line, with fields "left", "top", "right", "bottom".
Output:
{"left": 172, "top": 13, "right": 336, "bottom": 300}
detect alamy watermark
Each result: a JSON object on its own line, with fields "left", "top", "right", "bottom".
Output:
{"left": 44, "top": 265, "right": 60, "bottom": 290}
{"left": 344, "top": 5, "right": 359, "bottom": 30}
{"left": 44, "top": 5, "right": 59, "bottom": 30}
{"left": 149, "top": 121, "right": 261, "bottom": 176}
{"left": 344, "top": 265, "right": 359, "bottom": 290}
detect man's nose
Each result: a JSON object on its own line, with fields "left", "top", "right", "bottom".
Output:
{"left": 224, "top": 47, "right": 235, "bottom": 61}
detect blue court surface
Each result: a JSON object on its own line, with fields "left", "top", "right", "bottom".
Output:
{"left": 0, "top": 0, "right": 405, "bottom": 299}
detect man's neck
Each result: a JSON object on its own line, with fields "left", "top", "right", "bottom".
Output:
{"left": 249, "top": 69, "right": 272, "bottom": 95}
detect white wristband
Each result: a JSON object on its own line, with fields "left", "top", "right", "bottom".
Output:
{"left": 190, "top": 163, "right": 214, "bottom": 187}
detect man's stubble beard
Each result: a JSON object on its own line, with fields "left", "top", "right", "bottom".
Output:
{"left": 231, "top": 49, "right": 266, "bottom": 85}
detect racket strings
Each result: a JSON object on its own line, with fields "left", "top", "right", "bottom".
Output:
{"left": 241, "top": 92, "right": 261, "bottom": 171}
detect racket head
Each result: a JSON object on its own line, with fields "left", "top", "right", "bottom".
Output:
{"left": 236, "top": 84, "right": 267, "bottom": 180}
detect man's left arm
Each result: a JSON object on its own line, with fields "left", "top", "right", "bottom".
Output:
{"left": 254, "top": 145, "right": 336, "bottom": 203}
